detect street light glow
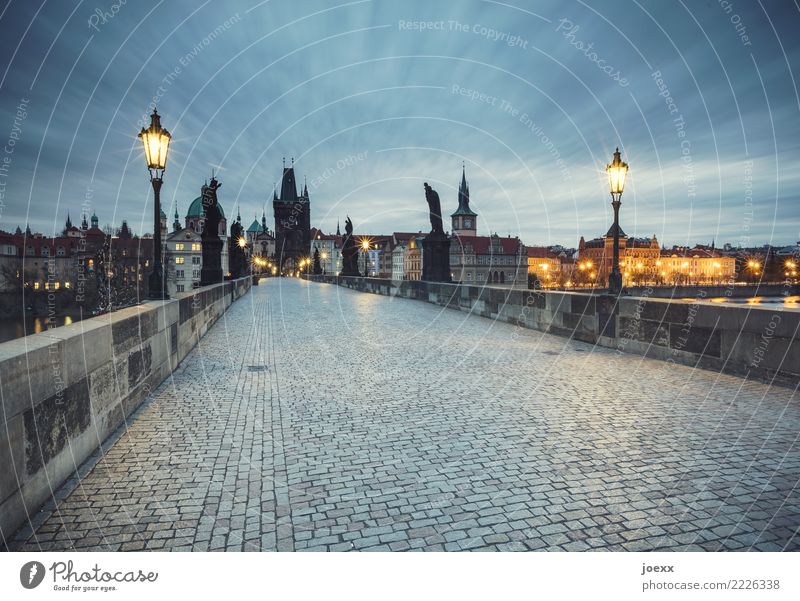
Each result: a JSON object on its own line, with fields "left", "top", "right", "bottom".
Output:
{"left": 606, "top": 147, "right": 628, "bottom": 195}
{"left": 138, "top": 109, "right": 171, "bottom": 171}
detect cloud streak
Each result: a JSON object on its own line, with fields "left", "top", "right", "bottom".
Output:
{"left": 0, "top": 0, "right": 797, "bottom": 247}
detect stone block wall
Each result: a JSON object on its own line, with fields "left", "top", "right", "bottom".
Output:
{"left": 308, "top": 275, "right": 799, "bottom": 388}
{"left": 0, "top": 277, "right": 251, "bottom": 541}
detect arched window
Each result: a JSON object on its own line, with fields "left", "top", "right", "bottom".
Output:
{"left": 500, "top": 271, "right": 505, "bottom": 284}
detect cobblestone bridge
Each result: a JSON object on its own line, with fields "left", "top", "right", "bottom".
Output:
{"left": 10, "top": 279, "right": 800, "bottom": 551}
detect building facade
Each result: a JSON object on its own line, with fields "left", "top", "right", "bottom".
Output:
{"left": 165, "top": 228, "right": 202, "bottom": 294}
{"left": 450, "top": 234, "right": 528, "bottom": 287}
{"left": 310, "top": 228, "right": 342, "bottom": 275}
{"left": 578, "top": 229, "right": 736, "bottom": 286}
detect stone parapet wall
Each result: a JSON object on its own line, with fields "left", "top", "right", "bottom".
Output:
{"left": 0, "top": 277, "right": 251, "bottom": 541}
{"left": 307, "top": 275, "right": 799, "bottom": 388}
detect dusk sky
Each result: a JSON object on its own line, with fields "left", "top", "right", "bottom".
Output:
{"left": 0, "top": 0, "right": 798, "bottom": 247}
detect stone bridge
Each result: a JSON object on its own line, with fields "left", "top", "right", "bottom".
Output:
{"left": 6, "top": 278, "right": 799, "bottom": 551}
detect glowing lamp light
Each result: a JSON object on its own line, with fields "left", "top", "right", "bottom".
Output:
{"left": 138, "top": 109, "right": 171, "bottom": 171}
{"left": 606, "top": 147, "right": 628, "bottom": 195}
{"left": 238, "top": 237, "right": 247, "bottom": 249}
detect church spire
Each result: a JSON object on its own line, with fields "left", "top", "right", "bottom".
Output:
{"left": 451, "top": 164, "right": 477, "bottom": 236}
{"left": 336, "top": 220, "right": 341, "bottom": 236}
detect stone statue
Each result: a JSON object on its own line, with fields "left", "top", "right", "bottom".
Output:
{"left": 199, "top": 175, "right": 224, "bottom": 286}
{"left": 421, "top": 182, "right": 451, "bottom": 282}
{"left": 340, "top": 215, "right": 360, "bottom": 276}
{"left": 424, "top": 182, "right": 444, "bottom": 235}
{"left": 201, "top": 177, "right": 222, "bottom": 240}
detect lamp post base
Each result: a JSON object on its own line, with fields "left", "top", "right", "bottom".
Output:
{"left": 608, "top": 270, "right": 622, "bottom": 296}
{"left": 148, "top": 266, "right": 168, "bottom": 300}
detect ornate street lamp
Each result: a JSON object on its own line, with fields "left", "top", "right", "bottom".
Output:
{"left": 139, "top": 109, "right": 171, "bottom": 299}
{"left": 606, "top": 147, "right": 628, "bottom": 295}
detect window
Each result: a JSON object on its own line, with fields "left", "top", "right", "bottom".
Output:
{"left": 191, "top": 243, "right": 201, "bottom": 251}
{"left": 176, "top": 270, "right": 184, "bottom": 278}
{"left": 34, "top": 281, "right": 40, "bottom": 290}
{"left": 175, "top": 257, "right": 185, "bottom": 264}
{"left": 57, "top": 246, "right": 66, "bottom": 257}
{"left": 176, "top": 284, "right": 184, "bottom": 292}
{"left": 175, "top": 243, "right": 185, "bottom": 250}
{"left": 192, "top": 270, "right": 199, "bottom": 279}
{"left": 41, "top": 246, "right": 50, "bottom": 257}
{"left": 26, "top": 246, "right": 35, "bottom": 255}
{"left": 192, "top": 256, "right": 200, "bottom": 264}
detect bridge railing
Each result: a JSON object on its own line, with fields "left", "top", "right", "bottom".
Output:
{"left": 304, "top": 274, "right": 799, "bottom": 389}
{"left": 0, "top": 276, "right": 252, "bottom": 544}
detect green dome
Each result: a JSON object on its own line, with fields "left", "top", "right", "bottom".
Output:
{"left": 186, "top": 196, "right": 225, "bottom": 219}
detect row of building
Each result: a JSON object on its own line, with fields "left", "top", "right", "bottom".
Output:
{"left": 2, "top": 162, "right": 797, "bottom": 301}
{"left": 308, "top": 166, "right": 780, "bottom": 288}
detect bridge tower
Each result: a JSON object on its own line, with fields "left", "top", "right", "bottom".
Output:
{"left": 273, "top": 158, "right": 311, "bottom": 274}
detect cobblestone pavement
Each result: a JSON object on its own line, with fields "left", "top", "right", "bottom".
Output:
{"left": 11, "top": 279, "right": 800, "bottom": 551}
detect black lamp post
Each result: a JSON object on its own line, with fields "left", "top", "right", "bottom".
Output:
{"left": 606, "top": 146, "right": 628, "bottom": 295}
{"left": 139, "top": 109, "right": 171, "bottom": 300}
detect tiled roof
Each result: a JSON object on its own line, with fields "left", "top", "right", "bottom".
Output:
{"left": 526, "top": 246, "right": 558, "bottom": 259}
{"left": 451, "top": 235, "right": 522, "bottom": 255}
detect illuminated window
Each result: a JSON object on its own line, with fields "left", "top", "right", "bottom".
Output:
{"left": 191, "top": 243, "right": 201, "bottom": 251}
{"left": 64, "top": 282, "right": 70, "bottom": 289}
{"left": 175, "top": 243, "right": 185, "bottom": 250}
{"left": 34, "top": 281, "right": 40, "bottom": 290}
{"left": 175, "top": 257, "right": 185, "bottom": 264}
{"left": 54, "top": 282, "right": 60, "bottom": 290}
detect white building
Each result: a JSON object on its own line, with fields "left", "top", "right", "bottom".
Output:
{"left": 310, "top": 228, "right": 341, "bottom": 275}
{"left": 165, "top": 228, "right": 202, "bottom": 294}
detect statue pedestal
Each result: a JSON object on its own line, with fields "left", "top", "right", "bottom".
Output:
{"left": 422, "top": 233, "right": 452, "bottom": 282}
{"left": 200, "top": 237, "right": 223, "bottom": 286}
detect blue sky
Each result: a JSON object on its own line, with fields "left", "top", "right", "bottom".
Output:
{"left": 0, "top": 0, "right": 798, "bottom": 247}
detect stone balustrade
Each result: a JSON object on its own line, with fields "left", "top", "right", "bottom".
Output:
{"left": 0, "top": 277, "right": 251, "bottom": 541}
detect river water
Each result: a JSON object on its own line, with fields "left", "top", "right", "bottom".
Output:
{"left": 0, "top": 314, "right": 85, "bottom": 344}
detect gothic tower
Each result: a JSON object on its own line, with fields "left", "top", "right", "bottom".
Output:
{"left": 273, "top": 158, "right": 311, "bottom": 272}
{"left": 451, "top": 165, "right": 477, "bottom": 237}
